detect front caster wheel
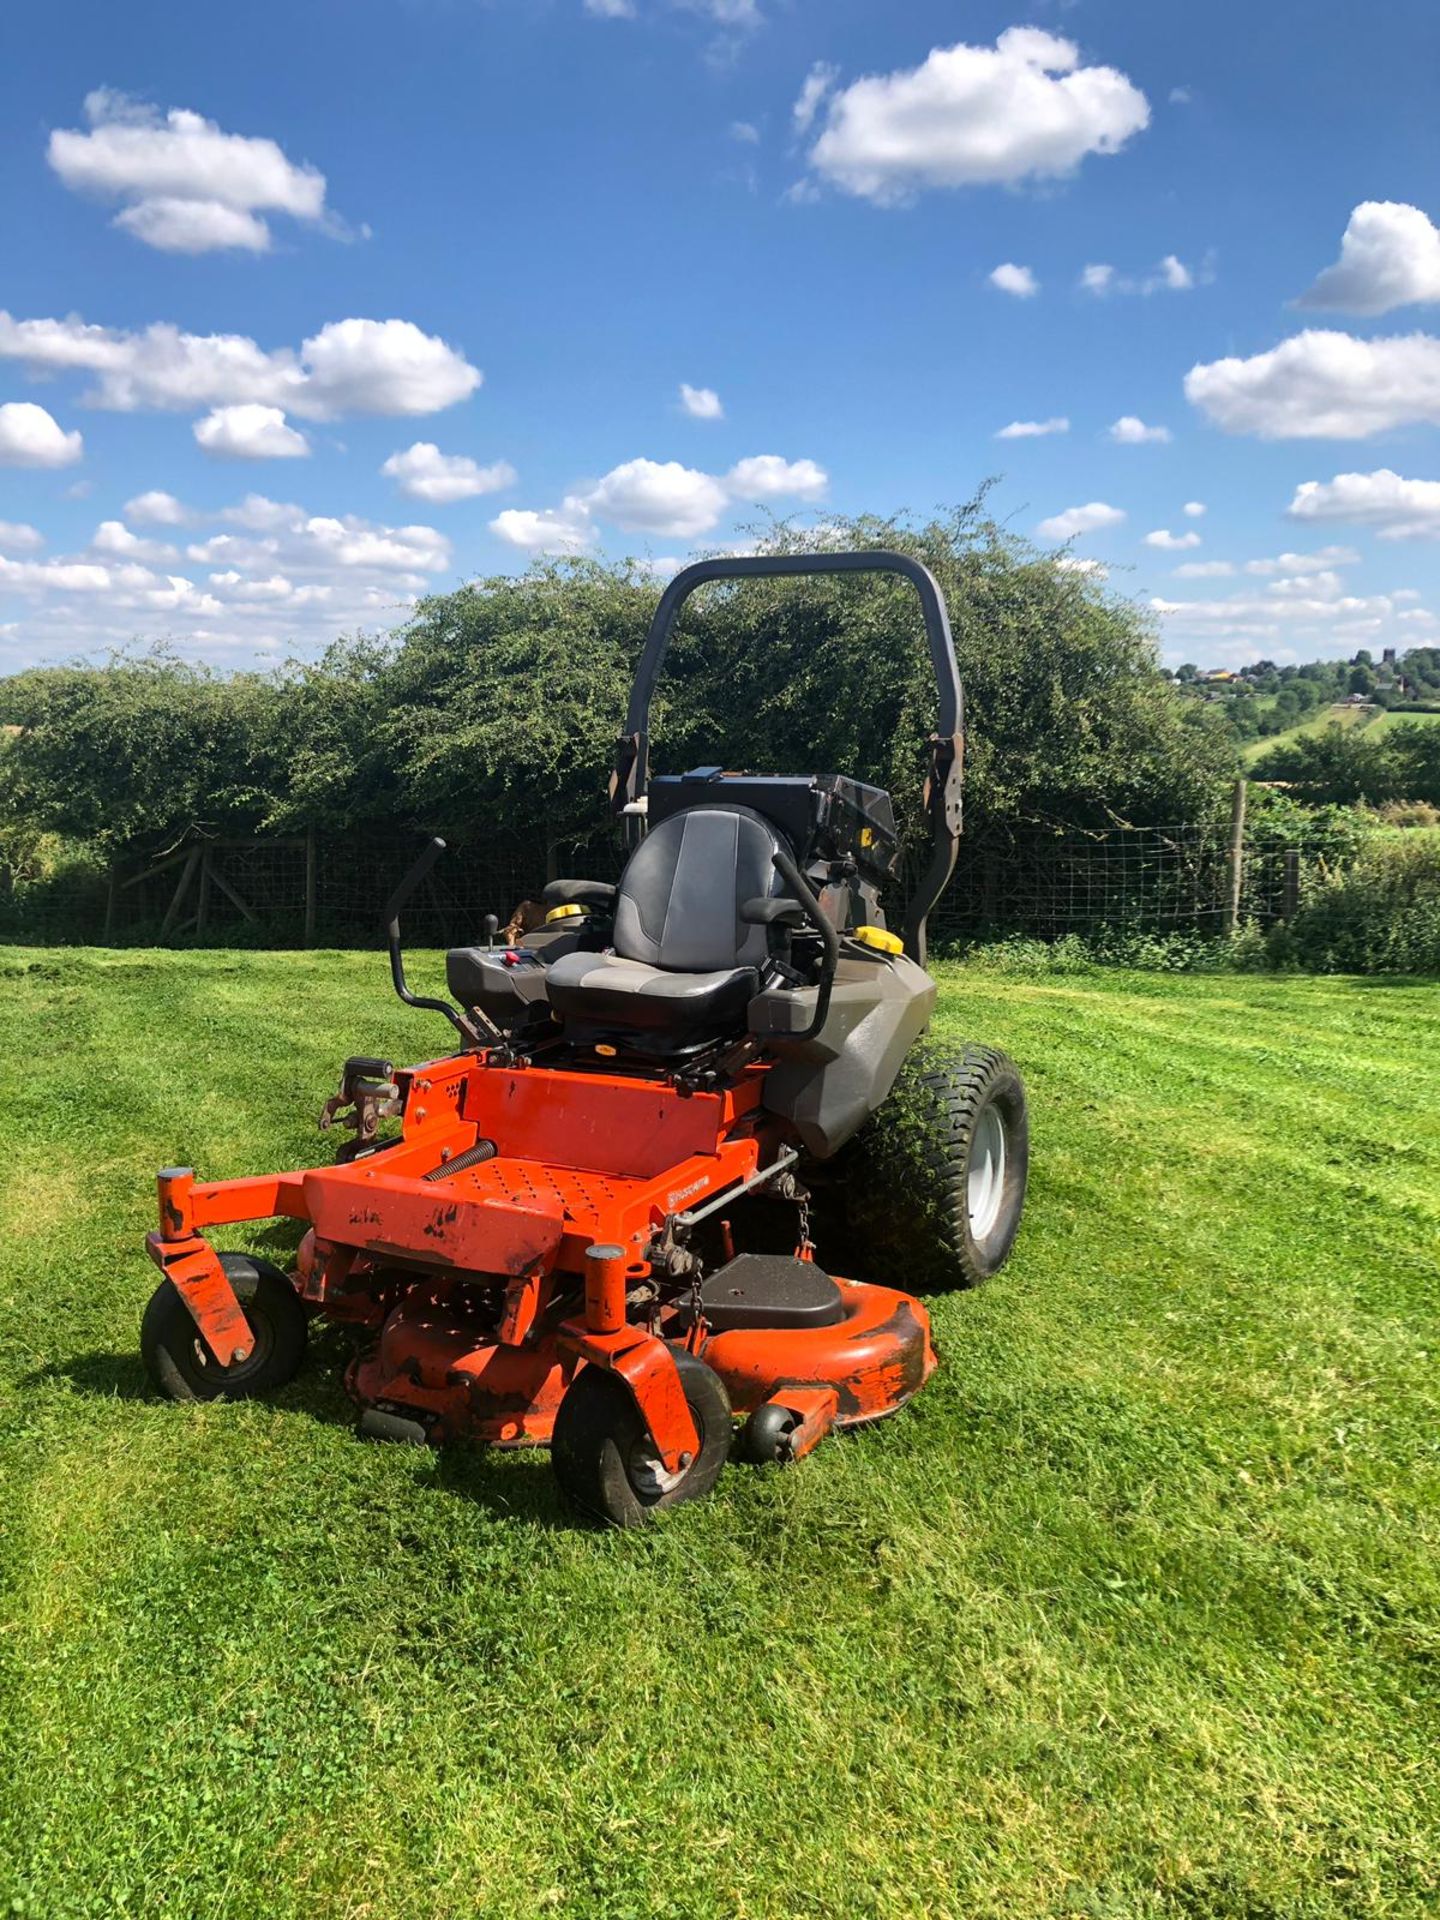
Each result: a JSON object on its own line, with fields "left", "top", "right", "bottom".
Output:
{"left": 551, "top": 1351, "right": 731, "bottom": 1527}
{"left": 141, "top": 1253, "right": 308, "bottom": 1403}
{"left": 737, "top": 1401, "right": 799, "bottom": 1465}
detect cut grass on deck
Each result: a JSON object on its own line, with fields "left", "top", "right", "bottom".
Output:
{"left": 1, "top": 950, "right": 1437, "bottom": 1919}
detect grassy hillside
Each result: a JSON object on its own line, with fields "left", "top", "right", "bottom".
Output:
{"left": 1241, "top": 700, "right": 1440, "bottom": 765}
{"left": 2, "top": 951, "right": 1438, "bottom": 1918}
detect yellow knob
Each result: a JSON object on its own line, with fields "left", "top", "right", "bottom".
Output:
{"left": 546, "top": 903, "right": 587, "bottom": 923}
{"left": 852, "top": 924, "right": 903, "bottom": 955}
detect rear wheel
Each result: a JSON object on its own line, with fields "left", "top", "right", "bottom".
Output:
{"left": 839, "top": 1040, "right": 1028, "bottom": 1292}
{"left": 551, "top": 1351, "right": 731, "bottom": 1527}
{"left": 141, "top": 1253, "right": 308, "bottom": 1402}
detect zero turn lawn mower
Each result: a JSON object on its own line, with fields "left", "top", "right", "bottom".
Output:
{"left": 140, "top": 552, "right": 1029, "bottom": 1525}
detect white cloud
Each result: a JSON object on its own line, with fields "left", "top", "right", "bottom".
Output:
{"left": 989, "top": 262, "right": 1038, "bottom": 298}
{"left": 1173, "top": 560, "right": 1234, "bottom": 578}
{"left": 793, "top": 62, "right": 838, "bottom": 135}
{"left": 124, "top": 489, "right": 189, "bottom": 526}
{"left": 1185, "top": 329, "right": 1440, "bottom": 438}
{"left": 194, "top": 404, "right": 310, "bottom": 459}
{"left": 582, "top": 458, "right": 729, "bottom": 537}
{"left": 802, "top": 28, "right": 1148, "bottom": 205}
{"left": 47, "top": 90, "right": 332, "bottom": 255}
{"left": 1159, "top": 253, "right": 1193, "bottom": 291}
{"left": 996, "top": 416, "right": 1069, "bottom": 439}
{"left": 1109, "top": 415, "right": 1171, "bottom": 444}
{"left": 1243, "top": 547, "right": 1360, "bottom": 576}
{"left": 1298, "top": 202, "right": 1440, "bottom": 316}
{"left": 0, "top": 490, "right": 470, "bottom": 668}
{"left": 91, "top": 520, "right": 178, "bottom": 562}
{"left": 303, "top": 515, "right": 450, "bottom": 572}
{"left": 679, "top": 382, "right": 724, "bottom": 420}
{"left": 729, "top": 120, "right": 760, "bottom": 144}
{"left": 296, "top": 318, "right": 481, "bottom": 418}
{"left": 0, "top": 401, "right": 83, "bottom": 467}
{"left": 0, "top": 310, "right": 481, "bottom": 420}
{"left": 584, "top": 0, "right": 636, "bottom": 15}
{"left": 115, "top": 198, "right": 272, "bottom": 254}
{"left": 1183, "top": 500, "right": 1206, "bottom": 517}
{"left": 1145, "top": 528, "right": 1202, "bottom": 550}
{"left": 1287, "top": 468, "right": 1440, "bottom": 539}
{"left": 381, "top": 441, "right": 516, "bottom": 502}
{"left": 1080, "top": 254, "right": 1199, "bottom": 296}
{"left": 490, "top": 504, "right": 596, "bottom": 554}
{"left": 1054, "top": 555, "right": 1107, "bottom": 578}
{"left": 1036, "top": 500, "right": 1126, "bottom": 541}
{"left": 0, "top": 521, "right": 44, "bottom": 554}
{"left": 724, "top": 454, "right": 827, "bottom": 501}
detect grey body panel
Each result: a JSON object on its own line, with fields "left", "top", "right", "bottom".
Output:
{"left": 751, "top": 951, "right": 936, "bottom": 1158}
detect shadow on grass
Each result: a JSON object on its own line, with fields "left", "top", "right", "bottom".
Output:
{"left": 25, "top": 1334, "right": 571, "bottom": 1531}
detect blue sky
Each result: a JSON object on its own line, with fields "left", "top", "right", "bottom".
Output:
{"left": 2, "top": 0, "right": 1439, "bottom": 672}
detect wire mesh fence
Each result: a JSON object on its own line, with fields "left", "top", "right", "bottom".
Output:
{"left": 3, "top": 809, "right": 1306, "bottom": 950}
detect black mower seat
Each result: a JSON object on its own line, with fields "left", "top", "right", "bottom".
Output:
{"left": 545, "top": 951, "right": 758, "bottom": 1033}
{"left": 547, "top": 802, "right": 787, "bottom": 1042}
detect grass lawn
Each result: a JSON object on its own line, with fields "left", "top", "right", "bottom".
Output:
{"left": 2, "top": 949, "right": 1437, "bottom": 1919}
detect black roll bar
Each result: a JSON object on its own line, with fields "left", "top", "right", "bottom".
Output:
{"left": 609, "top": 550, "right": 964, "bottom": 966}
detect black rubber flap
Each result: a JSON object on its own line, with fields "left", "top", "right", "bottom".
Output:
{"left": 698, "top": 1254, "right": 844, "bottom": 1332}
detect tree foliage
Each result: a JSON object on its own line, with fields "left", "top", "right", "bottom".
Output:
{"left": 0, "top": 508, "right": 1234, "bottom": 862}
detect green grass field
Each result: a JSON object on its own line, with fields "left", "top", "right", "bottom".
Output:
{"left": 2, "top": 950, "right": 1438, "bottom": 1919}
{"left": 1240, "top": 702, "right": 1440, "bottom": 765}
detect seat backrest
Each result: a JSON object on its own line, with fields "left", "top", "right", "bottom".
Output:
{"left": 614, "top": 805, "right": 783, "bottom": 973}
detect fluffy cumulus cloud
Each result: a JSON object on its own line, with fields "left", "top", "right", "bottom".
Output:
{"left": 124, "top": 489, "right": 188, "bottom": 526}
{"left": 1035, "top": 500, "right": 1125, "bottom": 541}
{"left": 0, "top": 521, "right": 44, "bottom": 554}
{"left": 491, "top": 450, "right": 828, "bottom": 550}
{"left": 489, "top": 504, "right": 597, "bottom": 554}
{"left": 1109, "top": 415, "right": 1171, "bottom": 444}
{"left": 679, "top": 383, "right": 724, "bottom": 420}
{"left": 996, "top": 416, "right": 1069, "bottom": 439}
{"left": 725, "top": 454, "right": 827, "bottom": 501}
{"left": 0, "top": 401, "right": 84, "bottom": 467}
{"left": 1185, "top": 329, "right": 1440, "bottom": 438}
{"left": 1287, "top": 469, "right": 1440, "bottom": 539}
{"left": 582, "top": 458, "right": 730, "bottom": 538}
{"left": 91, "top": 519, "right": 178, "bottom": 562}
{"left": 194, "top": 404, "right": 310, "bottom": 459}
{"left": 1184, "top": 501, "right": 1206, "bottom": 518}
{"left": 0, "top": 310, "right": 481, "bottom": 421}
{"left": 1145, "top": 528, "right": 1201, "bottom": 550}
{"left": 802, "top": 28, "right": 1148, "bottom": 205}
{"left": 1298, "top": 202, "right": 1440, "bottom": 316}
{"left": 47, "top": 90, "right": 335, "bottom": 255}
{"left": 988, "top": 263, "right": 1038, "bottom": 298}
{"left": 381, "top": 442, "right": 517, "bottom": 503}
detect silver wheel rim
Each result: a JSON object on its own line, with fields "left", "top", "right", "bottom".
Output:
{"left": 967, "top": 1104, "right": 1007, "bottom": 1243}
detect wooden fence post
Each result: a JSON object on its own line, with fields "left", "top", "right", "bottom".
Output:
{"left": 303, "top": 826, "right": 318, "bottom": 947}
{"left": 103, "top": 862, "right": 119, "bottom": 943}
{"left": 1223, "top": 777, "right": 1247, "bottom": 934}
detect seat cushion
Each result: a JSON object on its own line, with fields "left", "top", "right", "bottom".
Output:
{"left": 546, "top": 950, "right": 759, "bottom": 1035}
